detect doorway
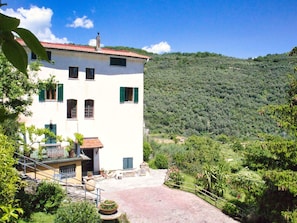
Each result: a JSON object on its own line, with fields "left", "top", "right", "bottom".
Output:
{"left": 82, "top": 149, "right": 94, "bottom": 176}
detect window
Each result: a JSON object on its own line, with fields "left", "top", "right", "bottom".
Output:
{"left": 67, "top": 99, "right": 77, "bottom": 118}
{"left": 110, "top": 57, "right": 126, "bottom": 66}
{"left": 39, "top": 84, "right": 63, "bottom": 102}
{"left": 45, "top": 123, "right": 56, "bottom": 144}
{"left": 31, "top": 51, "right": 52, "bottom": 60}
{"left": 86, "top": 68, "right": 95, "bottom": 80}
{"left": 85, "top": 99, "right": 94, "bottom": 118}
{"left": 120, "top": 87, "right": 139, "bottom": 103}
{"left": 60, "top": 164, "right": 76, "bottom": 179}
{"left": 47, "top": 51, "right": 52, "bottom": 61}
{"left": 46, "top": 87, "right": 56, "bottom": 100}
{"left": 123, "top": 157, "right": 133, "bottom": 169}
{"left": 69, "top": 67, "right": 79, "bottom": 78}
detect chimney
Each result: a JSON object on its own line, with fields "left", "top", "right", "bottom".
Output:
{"left": 96, "top": 32, "right": 101, "bottom": 51}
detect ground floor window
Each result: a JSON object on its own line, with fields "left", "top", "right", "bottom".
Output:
{"left": 123, "top": 157, "right": 133, "bottom": 169}
{"left": 60, "top": 164, "right": 76, "bottom": 179}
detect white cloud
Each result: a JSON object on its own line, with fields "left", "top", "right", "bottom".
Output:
{"left": 88, "top": 39, "right": 104, "bottom": 47}
{"left": 67, "top": 16, "right": 94, "bottom": 29}
{"left": 0, "top": 6, "right": 69, "bottom": 43}
{"left": 142, "top": 41, "right": 171, "bottom": 54}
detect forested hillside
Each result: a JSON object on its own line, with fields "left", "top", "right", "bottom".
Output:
{"left": 144, "top": 52, "right": 297, "bottom": 138}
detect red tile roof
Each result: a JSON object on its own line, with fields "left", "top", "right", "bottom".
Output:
{"left": 81, "top": 137, "right": 103, "bottom": 149}
{"left": 17, "top": 39, "right": 149, "bottom": 60}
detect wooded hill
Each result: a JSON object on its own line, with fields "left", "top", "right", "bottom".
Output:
{"left": 143, "top": 51, "right": 297, "bottom": 138}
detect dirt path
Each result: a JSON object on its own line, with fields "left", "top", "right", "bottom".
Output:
{"left": 98, "top": 170, "right": 238, "bottom": 223}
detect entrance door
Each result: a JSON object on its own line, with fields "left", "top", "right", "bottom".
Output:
{"left": 82, "top": 149, "right": 94, "bottom": 176}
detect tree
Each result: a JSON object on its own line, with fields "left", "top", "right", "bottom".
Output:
{"left": 0, "top": 3, "right": 50, "bottom": 74}
{"left": 245, "top": 74, "right": 297, "bottom": 222}
{"left": 0, "top": 53, "right": 41, "bottom": 140}
{"left": 143, "top": 141, "right": 153, "bottom": 161}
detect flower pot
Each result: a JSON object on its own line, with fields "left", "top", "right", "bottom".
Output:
{"left": 99, "top": 208, "right": 118, "bottom": 215}
{"left": 85, "top": 179, "right": 95, "bottom": 191}
{"left": 99, "top": 200, "right": 118, "bottom": 215}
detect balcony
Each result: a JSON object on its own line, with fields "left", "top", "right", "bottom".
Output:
{"left": 30, "top": 143, "right": 73, "bottom": 161}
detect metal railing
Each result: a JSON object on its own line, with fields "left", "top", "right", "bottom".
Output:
{"left": 15, "top": 152, "right": 104, "bottom": 206}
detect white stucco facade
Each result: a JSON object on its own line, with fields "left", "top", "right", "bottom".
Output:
{"left": 20, "top": 41, "right": 149, "bottom": 172}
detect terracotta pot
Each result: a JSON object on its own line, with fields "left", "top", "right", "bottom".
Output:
{"left": 99, "top": 208, "right": 118, "bottom": 215}
{"left": 99, "top": 201, "right": 118, "bottom": 215}
{"left": 85, "top": 179, "right": 95, "bottom": 191}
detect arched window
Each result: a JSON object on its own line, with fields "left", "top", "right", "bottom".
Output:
{"left": 67, "top": 99, "right": 77, "bottom": 118}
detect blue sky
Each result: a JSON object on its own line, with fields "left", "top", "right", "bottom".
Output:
{"left": 1, "top": 0, "right": 297, "bottom": 58}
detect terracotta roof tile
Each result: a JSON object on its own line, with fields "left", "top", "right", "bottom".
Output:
{"left": 17, "top": 39, "right": 149, "bottom": 60}
{"left": 81, "top": 137, "right": 103, "bottom": 149}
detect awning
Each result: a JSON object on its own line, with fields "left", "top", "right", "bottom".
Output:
{"left": 80, "top": 137, "right": 103, "bottom": 149}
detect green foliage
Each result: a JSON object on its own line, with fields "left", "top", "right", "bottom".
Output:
{"left": 15, "top": 187, "right": 35, "bottom": 219}
{"left": 144, "top": 52, "right": 297, "bottom": 137}
{"left": 73, "top": 132, "right": 84, "bottom": 145}
{"left": 33, "top": 181, "right": 66, "bottom": 214}
{"left": 181, "top": 136, "right": 223, "bottom": 174}
{"left": 165, "top": 166, "right": 184, "bottom": 188}
{"left": 196, "top": 164, "right": 226, "bottom": 197}
{"left": 55, "top": 201, "right": 101, "bottom": 223}
{"left": 0, "top": 52, "right": 41, "bottom": 140}
{"left": 240, "top": 74, "right": 297, "bottom": 222}
{"left": 105, "top": 45, "right": 153, "bottom": 57}
{"left": 215, "top": 134, "right": 230, "bottom": 144}
{"left": 282, "top": 210, "right": 297, "bottom": 223}
{"left": 0, "top": 204, "right": 23, "bottom": 223}
{"left": 99, "top": 200, "right": 118, "bottom": 210}
{"left": 0, "top": 9, "right": 50, "bottom": 74}
{"left": 18, "top": 124, "right": 60, "bottom": 156}
{"left": 264, "top": 170, "right": 297, "bottom": 196}
{"left": 154, "top": 153, "right": 168, "bottom": 169}
{"left": 18, "top": 212, "right": 55, "bottom": 223}
{"left": 30, "top": 212, "right": 55, "bottom": 223}
{"left": 0, "top": 133, "right": 20, "bottom": 206}
{"left": 143, "top": 141, "right": 153, "bottom": 161}
{"left": 222, "top": 202, "right": 241, "bottom": 219}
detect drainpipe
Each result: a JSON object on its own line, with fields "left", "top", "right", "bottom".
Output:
{"left": 76, "top": 143, "right": 81, "bottom": 157}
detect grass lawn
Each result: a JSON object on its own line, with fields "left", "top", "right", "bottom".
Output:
{"left": 18, "top": 212, "right": 55, "bottom": 223}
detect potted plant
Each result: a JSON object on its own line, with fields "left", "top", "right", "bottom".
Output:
{"left": 66, "top": 133, "right": 84, "bottom": 158}
{"left": 99, "top": 200, "right": 118, "bottom": 215}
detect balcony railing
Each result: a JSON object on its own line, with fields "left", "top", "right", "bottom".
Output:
{"left": 45, "top": 143, "right": 65, "bottom": 159}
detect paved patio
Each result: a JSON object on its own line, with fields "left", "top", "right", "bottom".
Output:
{"left": 98, "top": 169, "right": 238, "bottom": 223}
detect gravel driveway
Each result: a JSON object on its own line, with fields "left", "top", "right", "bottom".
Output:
{"left": 98, "top": 169, "right": 238, "bottom": 223}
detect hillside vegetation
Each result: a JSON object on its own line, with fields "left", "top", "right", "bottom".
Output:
{"left": 144, "top": 52, "right": 297, "bottom": 138}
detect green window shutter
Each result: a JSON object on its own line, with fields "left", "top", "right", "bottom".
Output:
{"left": 45, "top": 124, "right": 57, "bottom": 144}
{"left": 120, "top": 87, "right": 125, "bottom": 103}
{"left": 39, "top": 89, "right": 45, "bottom": 102}
{"left": 134, "top": 88, "right": 139, "bottom": 103}
{"left": 57, "top": 84, "right": 63, "bottom": 102}
{"left": 123, "top": 158, "right": 128, "bottom": 169}
{"left": 123, "top": 157, "right": 133, "bottom": 169}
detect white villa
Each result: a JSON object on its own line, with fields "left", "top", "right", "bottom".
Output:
{"left": 18, "top": 36, "right": 149, "bottom": 179}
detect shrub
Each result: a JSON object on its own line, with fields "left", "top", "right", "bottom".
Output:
{"left": 99, "top": 200, "right": 118, "bottom": 211}
{"left": 55, "top": 201, "right": 101, "bottom": 223}
{"left": 16, "top": 186, "right": 35, "bottom": 218}
{"left": 154, "top": 153, "right": 168, "bottom": 169}
{"left": 34, "top": 181, "right": 66, "bottom": 214}
{"left": 165, "top": 166, "right": 184, "bottom": 188}
{"left": 143, "top": 141, "right": 152, "bottom": 161}
{"left": 0, "top": 133, "right": 20, "bottom": 205}
{"left": 222, "top": 202, "right": 240, "bottom": 219}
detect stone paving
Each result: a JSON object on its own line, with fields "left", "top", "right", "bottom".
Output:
{"left": 95, "top": 169, "right": 238, "bottom": 223}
